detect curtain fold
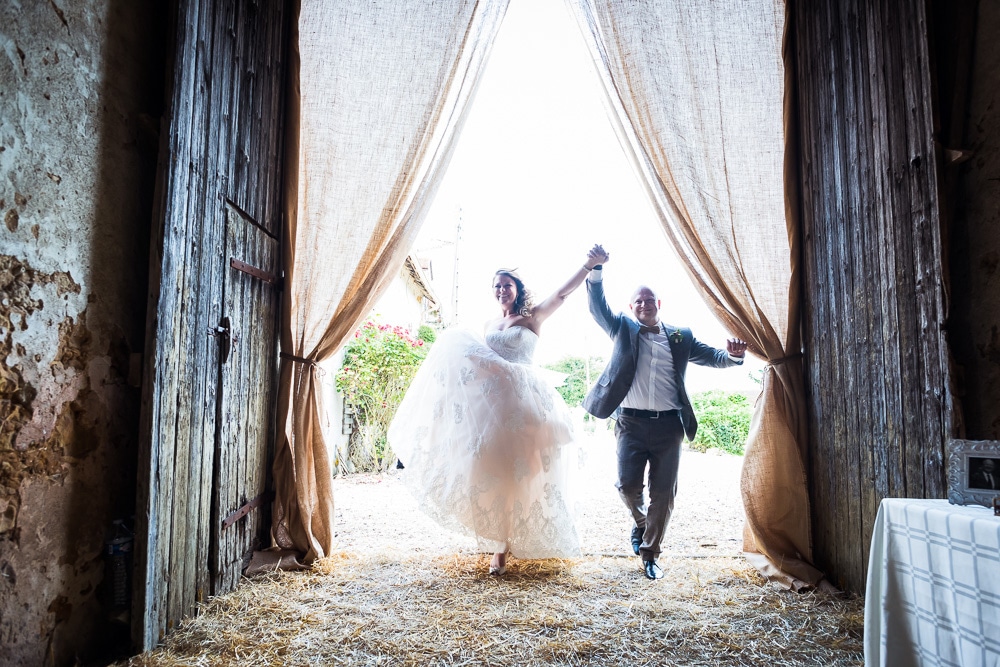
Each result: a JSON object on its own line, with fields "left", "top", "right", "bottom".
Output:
{"left": 566, "top": 0, "right": 823, "bottom": 589}
{"left": 270, "top": 0, "right": 510, "bottom": 563}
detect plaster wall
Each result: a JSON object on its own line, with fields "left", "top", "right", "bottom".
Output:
{"left": 371, "top": 265, "right": 438, "bottom": 336}
{"left": 952, "top": 1, "right": 1000, "bottom": 438}
{"left": 0, "top": 1, "right": 163, "bottom": 664}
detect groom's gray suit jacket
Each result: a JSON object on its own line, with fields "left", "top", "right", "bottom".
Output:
{"left": 582, "top": 279, "right": 740, "bottom": 441}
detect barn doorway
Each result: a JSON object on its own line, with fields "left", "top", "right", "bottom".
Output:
{"left": 138, "top": 0, "right": 814, "bottom": 653}
{"left": 323, "top": 0, "right": 760, "bottom": 571}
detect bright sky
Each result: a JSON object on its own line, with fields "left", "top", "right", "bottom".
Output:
{"left": 402, "top": 0, "right": 765, "bottom": 395}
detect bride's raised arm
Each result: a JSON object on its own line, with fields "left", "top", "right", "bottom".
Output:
{"left": 530, "top": 244, "right": 609, "bottom": 325}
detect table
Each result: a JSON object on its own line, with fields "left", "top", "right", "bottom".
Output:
{"left": 864, "top": 498, "right": 1000, "bottom": 666}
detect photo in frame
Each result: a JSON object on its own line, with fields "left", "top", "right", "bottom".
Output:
{"left": 947, "top": 439, "right": 1000, "bottom": 508}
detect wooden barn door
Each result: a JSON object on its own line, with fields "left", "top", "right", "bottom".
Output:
{"left": 134, "top": 0, "right": 288, "bottom": 650}
{"left": 210, "top": 203, "right": 281, "bottom": 595}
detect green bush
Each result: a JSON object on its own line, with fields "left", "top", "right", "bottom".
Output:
{"left": 689, "top": 390, "right": 752, "bottom": 456}
{"left": 544, "top": 355, "right": 606, "bottom": 424}
{"left": 335, "top": 321, "right": 428, "bottom": 472}
{"left": 417, "top": 325, "right": 437, "bottom": 344}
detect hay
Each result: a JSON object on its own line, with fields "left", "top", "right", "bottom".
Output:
{"left": 122, "top": 553, "right": 862, "bottom": 667}
{"left": 120, "top": 435, "right": 863, "bottom": 666}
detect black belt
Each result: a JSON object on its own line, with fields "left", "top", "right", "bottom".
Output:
{"left": 619, "top": 408, "right": 681, "bottom": 419}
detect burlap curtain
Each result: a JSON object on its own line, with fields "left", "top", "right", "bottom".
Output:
{"left": 270, "top": 0, "right": 510, "bottom": 563}
{"left": 566, "top": 0, "right": 823, "bottom": 589}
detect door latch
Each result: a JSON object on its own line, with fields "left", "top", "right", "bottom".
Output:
{"left": 207, "top": 318, "right": 238, "bottom": 362}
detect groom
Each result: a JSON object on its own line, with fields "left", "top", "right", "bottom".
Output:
{"left": 583, "top": 248, "right": 747, "bottom": 580}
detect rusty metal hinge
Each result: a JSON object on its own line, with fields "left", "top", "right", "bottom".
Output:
{"left": 230, "top": 257, "right": 282, "bottom": 288}
{"left": 221, "top": 490, "right": 273, "bottom": 530}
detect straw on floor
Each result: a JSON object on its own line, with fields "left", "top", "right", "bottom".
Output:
{"left": 122, "top": 431, "right": 864, "bottom": 666}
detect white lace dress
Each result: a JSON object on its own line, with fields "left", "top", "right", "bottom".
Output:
{"left": 388, "top": 326, "right": 581, "bottom": 558}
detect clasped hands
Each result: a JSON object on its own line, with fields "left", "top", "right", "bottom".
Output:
{"left": 584, "top": 244, "right": 610, "bottom": 270}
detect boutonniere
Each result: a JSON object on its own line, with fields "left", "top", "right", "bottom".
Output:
{"left": 669, "top": 329, "right": 683, "bottom": 344}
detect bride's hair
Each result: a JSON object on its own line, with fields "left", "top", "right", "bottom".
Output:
{"left": 494, "top": 269, "right": 535, "bottom": 317}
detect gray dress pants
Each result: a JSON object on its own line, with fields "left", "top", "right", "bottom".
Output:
{"left": 614, "top": 412, "right": 685, "bottom": 562}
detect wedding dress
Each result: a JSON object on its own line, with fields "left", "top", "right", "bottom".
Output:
{"left": 388, "top": 326, "right": 582, "bottom": 558}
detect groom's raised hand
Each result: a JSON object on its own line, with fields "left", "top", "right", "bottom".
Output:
{"left": 726, "top": 338, "right": 747, "bottom": 358}
{"left": 586, "top": 244, "right": 609, "bottom": 268}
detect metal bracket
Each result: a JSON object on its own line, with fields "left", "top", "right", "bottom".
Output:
{"left": 230, "top": 257, "right": 282, "bottom": 288}
{"left": 222, "top": 490, "right": 273, "bottom": 530}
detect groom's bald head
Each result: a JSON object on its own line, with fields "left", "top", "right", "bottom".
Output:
{"left": 629, "top": 285, "right": 661, "bottom": 327}
{"left": 631, "top": 285, "right": 658, "bottom": 302}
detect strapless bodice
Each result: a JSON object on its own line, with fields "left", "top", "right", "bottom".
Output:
{"left": 484, "top": 326, "right": 537, "bottom": 365}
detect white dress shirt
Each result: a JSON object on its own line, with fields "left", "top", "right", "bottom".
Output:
{"left": 622, "top": 324, "right": 683, "bottom": 411}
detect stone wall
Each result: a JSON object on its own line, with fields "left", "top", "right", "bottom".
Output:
{"left": 0, "top": 1, "right": 164, "bottom": 663}
{"left": 951, "top": 1, "right": 1000, "bottom": 439}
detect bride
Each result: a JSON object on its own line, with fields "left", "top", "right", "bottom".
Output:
{"left": 388, "top": 244, "right": 609, "bottom": 575}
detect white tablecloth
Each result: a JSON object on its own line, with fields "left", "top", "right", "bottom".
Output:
{"left": 865, "top": 498, "right": 1000, "bottom": 667}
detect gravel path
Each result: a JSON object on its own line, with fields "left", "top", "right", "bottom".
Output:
{"left": 332, "top": 427, "right": 746, "bottom": 562}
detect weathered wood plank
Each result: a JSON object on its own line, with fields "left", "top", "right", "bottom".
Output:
{"left": 797, "top": 0, "right": 824, "bottom": 586}
{"left": 140, "top": 0, "right": 219, "bottom": 646}
{"left": 850, "top": 0, "right": 880, "bottom": 592}
{"left": 851, "top": 0, "right": 871, "bottom": 588}
{"left": 795, "top": 0, "right": 949, "bottom": 593}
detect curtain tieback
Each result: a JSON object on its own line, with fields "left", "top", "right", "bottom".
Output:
{"left": 280, "top": 352, "right": 315, "bottom": 366}
{"left": 281, "top": 352, "right": 326, "bottom": 376}
{"left": 768, "top": 352, "right": 803, "bottom": 366}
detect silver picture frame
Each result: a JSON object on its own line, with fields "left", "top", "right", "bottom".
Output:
{"left": 947, "top": 439, "right": 1000, "bottom": 508}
